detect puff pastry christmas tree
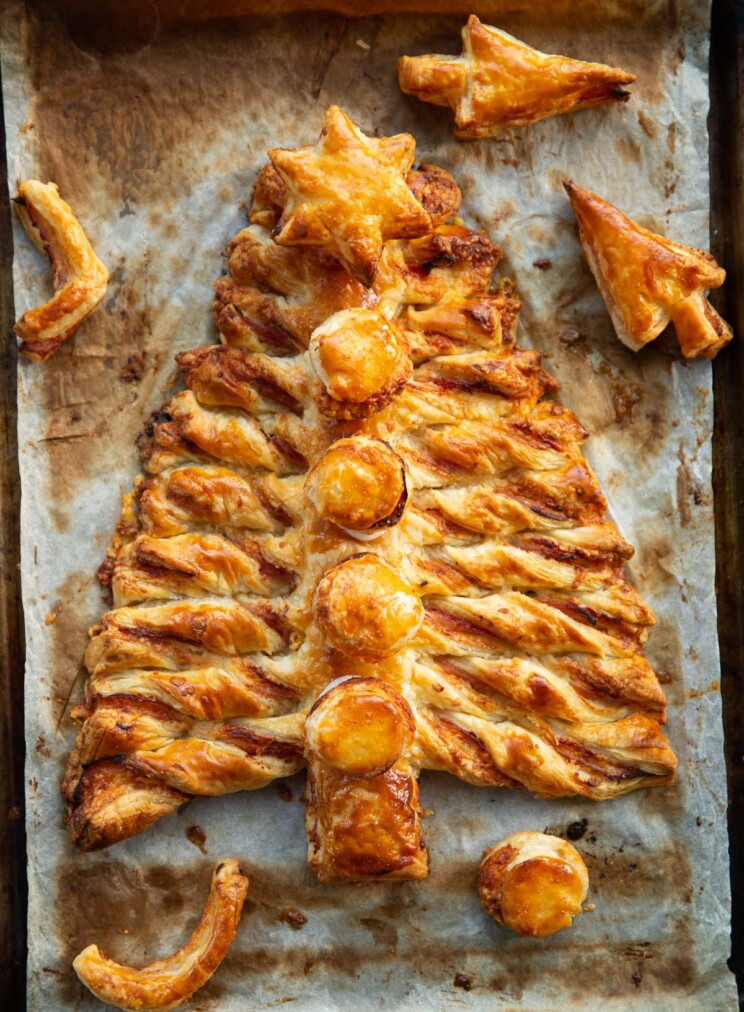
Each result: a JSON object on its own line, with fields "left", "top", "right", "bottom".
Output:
{"left": 565, "top": 182, "right": 733, "bottom": 358}
{"left": 399, "top": 16, "right": 635, "bottom": 138}
{"left": 64, "top": 111, "right": 676, "bottom": 883}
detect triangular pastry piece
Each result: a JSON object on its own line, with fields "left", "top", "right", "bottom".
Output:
{"left": 269, "top": 105, "right": 431, "bottom": 285}
{"left": 565, "top": 182, "right": 732, "bottom": 359}
{"left": 398, "top": 15, "right": 635, "bottom": 138}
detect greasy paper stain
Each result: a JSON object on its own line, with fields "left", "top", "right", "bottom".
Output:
{"left": 12, "top": 2, "right": 727, "bottom": 1009}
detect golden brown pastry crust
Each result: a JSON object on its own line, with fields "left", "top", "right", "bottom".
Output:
{"left": 305, "top": 676, "right": 415, "bottom": 777}
{"left": 269, "top": 106, "right": 431, "bottom": 284}
{"left": 399, "top": 16, "right": 636, "bottom": 138}
{"left": 308, "top": 309, "right": 412, "bottom": 419}
{"left": 73, "top": 860, "right": 248, "bottom": 1010}
{"left": 314, "top": 554, "right": 424, "bottom": 659}
{"left": 478, "top": 832, "right": 588, "bottom": 937}
{"left": 306, "top": 761, "right": 429, "bottom": 883}
{"left": 13, "top": 180, "right": 108, "bottom": 361}
{"left": 251, "top": 160, "right": 461, "bottom": 232}
{"left": 65, "top": 112, "right": 675, "bottom": 880}
{"left": 565, "top": 181, "right": 732, "bottom": 358}
{"left": 304, "top": 435, "right": 408, "bottom": 536}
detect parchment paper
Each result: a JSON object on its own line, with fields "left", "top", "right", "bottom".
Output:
{"left": 1, "top": 1, "right": 737, "bottom": 1008}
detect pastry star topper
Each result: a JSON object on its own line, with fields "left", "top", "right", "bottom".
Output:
{"left": 269, "top": 105, "right": 432, "bottom": 285}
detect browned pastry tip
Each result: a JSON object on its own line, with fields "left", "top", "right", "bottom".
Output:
{"left": 13, "top": 180, "right": 108, "bottom": 361}
{"left": 269, "top": 105, "right": 431, "bottom": 284}
{"left": 315, "top": 553, "right": 424, "bottom": 659}
{"left": 305, "top": 435, "right": 407, "bottom": 537}
{"left": 308, "top": 308, "right": 412, "bottom": 418}
{"left": 479, "top": 832, "right": 589, "bottom": 937}
{"left": 249, "top": 163, "right": 287, "bottom": 228}
{"left": 565, "top": 181, "right": 732, "bottom": 358}
{"left": 64, "top": 756, "right": 187, "bottom": 852}
{"left": 305, "top": 676, "right": 415, "bottom": 777}
{"left": 399, "top": 16, "right": 635, "bottom": 139}
{"left": 73, "top": 859, "right": 248, "bottom": 1010}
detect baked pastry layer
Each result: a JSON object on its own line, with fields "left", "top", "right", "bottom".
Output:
{"left": 64, "top": 112, "right": 675, "bottom": 880}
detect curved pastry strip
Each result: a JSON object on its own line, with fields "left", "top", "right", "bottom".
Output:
{"left": 14, "top": 180, "right": 108, "bottom": 361}
{"left": 399, "top": 16, "right": 635, "bottom": 138}
{"left": 565, "top": 181, "right": 732, "bottom": 358}
{"left": 73, "top": 859, "right": 248, "bottom": 1011}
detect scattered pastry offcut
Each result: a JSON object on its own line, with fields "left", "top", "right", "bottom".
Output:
{"left": 398, "top": 16, "right": 635, "bottom": 138}
{"left": 565, "top": 182, "right": 732, "bottom": 358}
{"left": 269, "top": 105, "right": 431, "bottom": 285}
{"left": 13, "top": 180, "right": 108, "bottom": 362}
{"left": 73, "top": 859, "right": 248, "bottom": 1010}
{"left": 479, "top": 832, "right": 589, "bottom": 937}
{"left": 64, "top": 118, "right": 676, "bottom": 885}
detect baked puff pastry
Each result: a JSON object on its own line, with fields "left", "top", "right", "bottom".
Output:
{"left": 269, "top": 105, "right": 431, "bottom": 284}
{"left": 65, "top": 116, "right": 676, "bottom": 887}
{"left": 566, "top": 182, "right": 732, "bottom": 358}
{"left": 479, "top": 832, "right": 589, "bottom": 937}
{"left": 74, "top": 860, "right": 248, "bottom": 1010}
{"left": 398, "top": 16, "right": 635, "bottom": 138}
{"left": 13, "top": 180, "right": 108, "bottom": 361}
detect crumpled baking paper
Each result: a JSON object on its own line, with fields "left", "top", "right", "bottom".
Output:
{"left": 0, "top": 1, "right": 736, "bottom": 1008}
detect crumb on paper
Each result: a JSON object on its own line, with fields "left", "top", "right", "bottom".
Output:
{"left": 566, "top": 819, "right": 588, "bottom": 840}
{"left": 186, "top": 824, "right": 208, "bottom": 854}
{"left": 120, "top": 351, "right": 145, "bottom": 382}
{"left": 278, "top": 907, "right": 307, "bottom": 930}
{"left": 44, "top": 610, "right": 57, "bottom": 625}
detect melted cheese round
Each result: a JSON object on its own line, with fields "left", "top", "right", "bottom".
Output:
{"left": 305, "top": 676, "right": 415, "bottom": 777}
{"left": 309, "top": 308, "right": 403, "bottom": 403}
{"left": 314, "top": 554, "right": 424, "bottom": 658}
{"left": 305, "top": 436, "right": 407, "bottom": 535}
{"left": 478, "top": 831, "right": 589, "bottom": 937}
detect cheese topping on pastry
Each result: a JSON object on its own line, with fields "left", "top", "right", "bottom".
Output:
{"left": 479, "top": 831, "right": 589, "bottom": 937}
{"left": 270, "top": 105, "right": 431, "bottom": 284}
{"left": 314, "top": 554, "right": 424, "bottom": 659}
{"left": 305, "top": 675, "right": 415, "bottom": 777}
{"left": 565, "top": 181, "right": 732, "bottom": 358}
{"left": 13, "top": 180, "right": 108, "bottom": 361}
{"left": 308, "top": 308, "right": 411, "bottom": 417}
{"left": 399, "top": 16, "right": 636, "bottom": 138}
{"left": 305, "top": 435, "right": 407, "bottom": 536}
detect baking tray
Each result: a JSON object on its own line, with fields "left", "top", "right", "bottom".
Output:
{"left": 0, "top": 0, "right": 742, "bottom": 1007}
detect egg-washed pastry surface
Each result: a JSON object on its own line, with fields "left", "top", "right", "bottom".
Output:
{"left": 74, "top": 859, "right": 249, "bottom": 1011}
{"left": 63, "top": 111, "right": 676, "bottom": 882}
{"left": 13, "top": 180, "right": 108, "bottom": 362}
{"left": 398, "top": 16, "right": 635, "bottom": 138}
{"left": 565, "top": 182, "right": 733, "bottom": 359}
{"left": 478, "top": 831, "right": 589, "bottom": 937}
